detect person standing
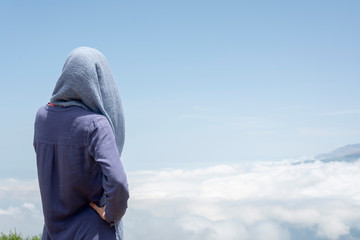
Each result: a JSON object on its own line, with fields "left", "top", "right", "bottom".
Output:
{"left": 34, "top": 47, "right": 129, "bottom": 240}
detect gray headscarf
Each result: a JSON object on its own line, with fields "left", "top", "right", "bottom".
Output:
{"left": 51, "top": 47, "right": 125, "bottom": 155}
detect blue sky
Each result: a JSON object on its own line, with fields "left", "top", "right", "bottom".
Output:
{"left": 1, "top": 0, "right": 360, "bottom": 178}
{"left": 0, "top": 1, "right": 359, "bottom": 176}
{"left": 1, "top": 1, "right": 360, "bottom": 239}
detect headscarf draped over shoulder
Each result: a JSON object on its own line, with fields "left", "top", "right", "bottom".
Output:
{"left": 51, "top": 47, "right": 125, "bottom": 155}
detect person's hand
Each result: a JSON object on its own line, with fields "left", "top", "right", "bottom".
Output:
{"left": 90, "top": 202, "right": 106, "bottom": 221}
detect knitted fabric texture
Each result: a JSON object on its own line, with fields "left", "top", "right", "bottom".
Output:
{"left": 51, "top": 47, "right": 125, "bottom": 155}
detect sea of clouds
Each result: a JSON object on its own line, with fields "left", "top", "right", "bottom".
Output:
{"left": 1, "top": 159, "right": 360, "bottom": 239}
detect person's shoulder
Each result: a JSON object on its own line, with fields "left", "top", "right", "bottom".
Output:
{"left": 88, "top": 114, "right": 112, "bottom": 131}
{"left": 35, "top": 105, "right": 48, "bottom": 121}
{"left": 70, "top": 107, "right": 105, "bottom": 124}
{"left": 36, "top": 104, "right": 47, "bottom": 114}
{"left": 71, "top": 108, "right": 111, "bottom": 131}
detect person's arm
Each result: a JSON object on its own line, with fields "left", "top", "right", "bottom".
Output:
{"left": 88, "top": 116, "right": 129, "bottom": 224}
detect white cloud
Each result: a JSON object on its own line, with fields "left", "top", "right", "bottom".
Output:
{"left": 0, "top": 179, "right": 43, "bottom": 236}
{"left": 2, "top": 160, "right": 360, "bottom": 239}
{"left": 250, "top": 221, "right": 290, "bottom": 240}
{"left": 0, "top": 178, "right": 40, "bottom": 203}
{"left": 316, "top": 216, "right": 350, "bottom": 240}
{"left": 0, "top": 203, "right": 43, "bottom": 237}
{"left": 125, "top": 160, "right": 360, "bottom": 240}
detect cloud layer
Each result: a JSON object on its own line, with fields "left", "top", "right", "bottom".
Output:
{"left": 1, "top": 160, "right": 360, "bottom": 239}
{"left": 0, "top": 179, "right": 43, "bottom": 236}
{"left": 124, "top": 160, "right": 360, "bottom": 240}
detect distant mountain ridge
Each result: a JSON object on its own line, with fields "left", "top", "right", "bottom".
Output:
{"left": 292, "top": 143, "right": 360, "bottom": 165}
{"left": 316, "top": 143, "right": 360, "bottom": 163}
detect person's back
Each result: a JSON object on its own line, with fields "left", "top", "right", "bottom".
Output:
{"left": 34, "top": 105, "right": 128, "bottom": 240}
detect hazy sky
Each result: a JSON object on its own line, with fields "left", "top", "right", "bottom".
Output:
{"left": 1, "top": 0, "right": 360, "bottom": 177}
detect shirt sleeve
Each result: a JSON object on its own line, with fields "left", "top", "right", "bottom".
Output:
{"left": 87, "top": 116, "right": 129, "bottom": 224}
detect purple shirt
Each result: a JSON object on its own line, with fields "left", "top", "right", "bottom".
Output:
{"left": 34, "top": 105, "right": 129, "bottom": 240}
